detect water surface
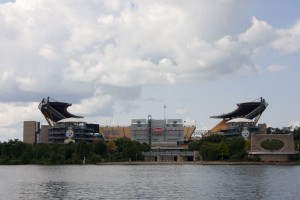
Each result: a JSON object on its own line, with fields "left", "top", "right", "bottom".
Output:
{"left": 0, "top": 164, "right": 299, "bottom": 199}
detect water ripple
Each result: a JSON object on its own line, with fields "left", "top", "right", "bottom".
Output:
{"left": 0, "top": 165, "right": 300, "bottom": 199}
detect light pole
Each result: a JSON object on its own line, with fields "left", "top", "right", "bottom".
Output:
{"left": 163, "top": 104, "right": 166, "bottom": 119}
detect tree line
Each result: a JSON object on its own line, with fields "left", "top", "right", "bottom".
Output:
{"left": 0, "top": 138, "right": 150, "bottom": 165}
{"left": 189, "top": 127, "right": 300, "bottom": 161}
{"left": 188, "top": 134, "right": 253, "bottom": 161}
{"left": 1, "top": 127, "right": 299, "bottom": 164}
{"left": 269, "top": 127, "right": 300, "bottom": 142}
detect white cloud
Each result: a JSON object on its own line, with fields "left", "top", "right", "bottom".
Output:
{"left": 0, "top": 102, "right": 41, "bottom": 126}
{"left": 289, "top": 121, "right": 300, "bottom": 128}
{"left": 98, "top": 14, "right": 114, "bottom": 25}
{"left": 38, "top": 44, "right": 57, "bottom": 60}
{"left": 239, "top": 17, "right": 278, "bottom": 48}
{"left": 0, "top": 0, "right": 299, "bottom": 141}
{"left": 0, "top": 102, "right": 42, "bottom": 141}
{"left": 267, "top": 64, "right": 288, "bottom": 73}
{"left": 15, "top": 76, "right": 35, "bottom": 91}
{"left": 0, "top": 0, "right": 260, "bottom": 103}
{"left": 273, "top": 20, "right": 300, "bottom": 53}
{"left": 239, "top": 17, "right": 300, "bottom": 54}
{"left": 70, "top": 94, "right": 113, "bottom": 117}
{"left": 175, "top": 109, "right": 187, "bottom": 115}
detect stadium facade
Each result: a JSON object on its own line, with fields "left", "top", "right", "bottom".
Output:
{"left": 23, "top": 97, "right": 195, "bottom": 146}
{"left": 209, "top": 97, "right": 268, "bottom": 138}
{"left": 131, "top": 117, "right": 184, "bottom": 146}
{"left": 23, "top": 97, "right": 101, "bottom": 144}
{"left": 23, "top": 96, "right": 298, "bottom": 162}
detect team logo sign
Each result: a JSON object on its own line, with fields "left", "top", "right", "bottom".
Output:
{"left": 241, "top": 127, "right": 250, "bottom": 138}
{"left": 64, "top": 127, "right": 75, "bottom": 143}
{"left": 153, "top": 127, "right": 164, "bottom": 135}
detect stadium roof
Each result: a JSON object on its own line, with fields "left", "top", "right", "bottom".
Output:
{"left": 210, "top": 97, "right": 268, "bottom": 120}
{"left": 38, "top": 97, "right": 82, "bottom": 126}
{"left": 226, "top": 118, "right": 255, "bottom": 123}
{"left": 57, "top": 117, "right": 86, "bottom": 123}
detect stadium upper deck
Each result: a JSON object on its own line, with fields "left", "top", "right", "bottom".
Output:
{"left": 38, "top": 97, "right": 82, "bottom": 126}
{"left": 210, "top": 97, "right": 268, "bottom": 133}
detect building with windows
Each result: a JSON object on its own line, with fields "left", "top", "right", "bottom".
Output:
{"left": 24, "top": 97, "right": 195, "bottom": 146}
{"left": 130, "top": 116, "right": 195, "bottom": 161}
{"left": 23, "top": 97, "right": 100, "bottom": 144}
{"left": 47, "top": 118, "right": 100, "bottom": 144}
{"left": 131, "top": 117, "right": 184, "bottom": 146}
{"left": 209, "top": 97, "right": 268, "bottom": 138}
{"left": 23, "top": 121, "right": 40, "bottom": 144}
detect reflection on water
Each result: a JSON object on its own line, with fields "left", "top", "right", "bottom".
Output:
{"left": 42, "top": 181, "right": 69, "bottom": 199}
{"left": 20, "top": 181, "right": 69, "bottom": 200}
{"left": 0, "top": 165, "right": 300, "bottom": 199}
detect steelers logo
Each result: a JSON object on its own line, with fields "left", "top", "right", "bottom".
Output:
{"left": 66, "top": 128, "right": 74, "bottom": 138}
{"left": 242, "top": 130, "right": 250, "bottom": 138}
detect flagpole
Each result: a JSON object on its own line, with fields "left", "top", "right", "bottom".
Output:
{"left": 164, "top": 104, "right": 166, "bottom": 120}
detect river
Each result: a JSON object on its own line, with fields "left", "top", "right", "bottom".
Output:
{"left": 0, "top": 164, "right": 300, "bottom": 199}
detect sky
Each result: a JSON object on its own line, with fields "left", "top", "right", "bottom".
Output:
{"left": 0, "top": 0, "right": 300, "bottom": 141}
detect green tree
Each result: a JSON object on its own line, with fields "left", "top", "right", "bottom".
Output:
{"left": 115, "top": 138, "right": 130, "bottom": 152}
{"left": 188, "top": 140, "right": 201, "bottom": 151}
{"left": 71, "top": 152, "right": 80, "bottom": 164}
{"left": 20, "top": 151, "right": 31, "bottom": 164}
{"left": 49, "top": 151, "right": 60, "bottom": 164}
{"left": 90, "top": 154, "right": 102, "bottom": 164}
{"left": 93, "top": 140, "right": 107, "bottom": 156}
{"left": 107, "top": 140, "right": 117, "bottom": 153}
{"left": 114, "top": 138, "right": 146, "bottom": 161}
{"left": 126, "top": 141, "right": 143, "bottom": 161}
{"left": 64, "top": 143, "right": 76, "bottom": 162}
{"left": 227, "top": 137, "right": 245, "bottom": 154}
{"left": 200, "top": 143, "right": 220, "bottom": 160}
{"left": 227, "top": 137, "right": 246, "bottom": 160}
{"left": 202, "top": 134, "right": 224, "bottom": 143}
{"left": 76, "top": 140, "right": 91, "bottom": 159}
{"left": 32, "top": 144, "right": 49, "bottom": 162}
{"left": 219, "top": 141, "right": 229, "bottom": 161}
{"left": 10, "top": 139, "right": 27, "bottom": 159}
{"left": 139, "top": 142, "right": 151, "bottom": 152}
{"left": 260, "top": 139, "right": 284, "bottom": 151}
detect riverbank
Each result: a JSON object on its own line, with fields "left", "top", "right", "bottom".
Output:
{"left": 96, "top": 161, "right": 300, "bottom": 165}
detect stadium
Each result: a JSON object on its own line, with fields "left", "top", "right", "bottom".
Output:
{"left": 24, "top": 97, "right": 196, "bottom": 146}
{"left": 23, "top": 97, "right": 279, "bottom": 161}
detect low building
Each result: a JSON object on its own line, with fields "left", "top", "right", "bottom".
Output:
{"left": 131, "top": 117, "right": 184, "bottom": 146}
{"left": 99, "top": 126, "right": 131, "bottom": 140}
{"left": 130, "top": 116, "right": 195, "bottom": 161}
{"left": 23, "top": 119, "right": 100, "bottom": 144}
{"left": 143, "top": 146, "right": 195, "bottom": 162}
{"left": 40, "top": 125, "right": 49, "bottom": 143}
{"left": 23, "top": 121, "right": 40, "bottom": 144}
{"left": 99, "top": 125, "right": 195, "bottom": 142}
{"left": 248, "top": 133, "right": 298, "bottom": 162}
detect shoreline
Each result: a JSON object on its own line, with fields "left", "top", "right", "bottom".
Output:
{"left": 1, "top": 161, "right": 300, "bottom": 166}
{"left": 96, "top": 161, "right": 300, "bottom": 165}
